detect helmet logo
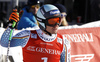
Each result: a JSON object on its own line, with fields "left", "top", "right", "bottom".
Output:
{"left": 40, "top": 9, "right": 45, "bottom": 15}
{"left": 50, "top": 10, "right": 60, "bottom": 15}
{"left": 37, "top": 18, "right": 42, "bottom": 21}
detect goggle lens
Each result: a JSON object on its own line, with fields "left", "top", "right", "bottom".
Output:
{"left": 48, "top": 18, "right": 61, "bottom": 26}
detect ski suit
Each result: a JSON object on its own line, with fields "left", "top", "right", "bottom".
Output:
{"left": 0, "top": 27, "right": 71, "bottom": 62}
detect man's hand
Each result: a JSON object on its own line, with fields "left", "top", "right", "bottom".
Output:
{"left": 8, "top": 9, "right": 19, "bottom": 28}
{"left": 9, "top": 9, "right": 19, "bottom": 23}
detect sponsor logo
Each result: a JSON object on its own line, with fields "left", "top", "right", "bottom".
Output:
{"left": 37, "top": 18, "right": 42, "bottom": 22}
{"left": 57, "top": 37, "right": 62, "bottom": 44}
{"left": 63, "top": 33, "right": 93, "bottom": 42}
{"left": 71, "top": 54, "right": 94, "bottom": 62}
{"left": 27, "top": 46, "right": 61, "bottom": 55}
{"left": 31, "top": 33, "right": 37, "bottom": 39}
{"left": 40, "top": 9, "right": 44, "bottom": 15}
{"left": 50, "top": 10, "right": 60, "bottom": 15}
{"left": 39, "top": 34, "right": 55, "bottom": 42}
{"left": 40, "top": 42, "right": 53, "bottom": 46}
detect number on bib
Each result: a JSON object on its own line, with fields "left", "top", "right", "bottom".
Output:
{"left": 41, "top": 57, "right": 48, "bottom": 62}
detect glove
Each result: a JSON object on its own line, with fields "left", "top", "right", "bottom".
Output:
{"left": 9, "top": 9, "right": 19, "bottom": 23}
{"left": 8, "top": 9, "right": 19, "bottom": 29}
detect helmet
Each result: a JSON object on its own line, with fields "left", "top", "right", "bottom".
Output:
{"left": 36, "top": 4, "right": 61, "bottom": 35}
{"left": 27, "top": 0, "right": 40, "bottom": 6}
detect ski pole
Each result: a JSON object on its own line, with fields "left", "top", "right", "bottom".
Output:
{"left": 6, "top": 21, "right": 16, "bottom": 62}
{"left": 6, "top": 0, "right": 19, "bottom": 62}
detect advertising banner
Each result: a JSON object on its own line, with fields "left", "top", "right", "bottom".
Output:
{"left": 58, "top": 27, "right": 100, "bottom": 62}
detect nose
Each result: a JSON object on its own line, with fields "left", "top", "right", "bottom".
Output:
{"left": 54, "top": 23, "right": 59, "bottom": 27}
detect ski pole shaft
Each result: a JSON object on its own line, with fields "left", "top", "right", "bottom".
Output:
{"left": 6, "top": 21, "right": 16, "bottom": 62}
{"left": 6, "top": 0, "right": 19, "bottom": 61}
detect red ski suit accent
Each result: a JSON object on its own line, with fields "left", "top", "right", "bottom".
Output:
{"left": 22, "top": 30, "right": 63, "bottom": 62}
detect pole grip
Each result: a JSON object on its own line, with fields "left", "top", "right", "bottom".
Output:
{"left": 9, "top": 21, "right": 16, "bottom": 40}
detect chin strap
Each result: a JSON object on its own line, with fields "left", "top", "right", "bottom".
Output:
{"left": 44, "top": 30, "right": 52, "bottom": 36}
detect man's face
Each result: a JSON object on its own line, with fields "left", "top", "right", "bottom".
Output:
{"left": 45, "top": 17, "right": 62, "bottom": 34}
{"left": 30, "top": 5, "right": 40, "bottom": 15}
{"left": 46, "top": 25, "right": 59, "bottom": 34}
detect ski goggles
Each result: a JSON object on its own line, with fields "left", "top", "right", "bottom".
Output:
{"left": 61, "top": 14, "right": 67, "bottom": 17}
{"left": 46, "top": 17, "right": 61, "bottom": 26}
{"left": 31, "top": 5, "right": 40, "bottom": 8}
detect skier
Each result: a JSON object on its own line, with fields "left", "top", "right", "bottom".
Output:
{"left": 0, "top": 4, "right": 71, "bottom": 62}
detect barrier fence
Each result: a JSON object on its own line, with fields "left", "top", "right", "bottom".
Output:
{"left": 58, "top": 27, "right": 100, "bottom": 62}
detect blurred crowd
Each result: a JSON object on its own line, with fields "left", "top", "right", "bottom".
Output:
{"left": 0, "top": 0, "right": 100, "bottom": 28}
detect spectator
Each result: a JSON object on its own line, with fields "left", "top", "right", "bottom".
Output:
{"left": 54, "top": 4, "right": 68, "bottom": 26}
{"left": 1, "top": 4, "right": 71, "bottom": 62}
{"left": 44, "top": 0, "right": 68, "bottom": 26}
{"left": 17, "top": 0, "right": 40, "bottom": 30}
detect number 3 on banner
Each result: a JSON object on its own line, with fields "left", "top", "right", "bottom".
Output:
{"left": 41, "top": 57, "right": 48, "bottom": 62}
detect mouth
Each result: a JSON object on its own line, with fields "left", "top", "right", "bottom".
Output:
{"left": 52, "top": 28, "right": 58, "bottom": 30}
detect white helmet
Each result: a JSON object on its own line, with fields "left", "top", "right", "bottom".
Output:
{"left": 36, "top": 4, "right": 61, "bottom": 31}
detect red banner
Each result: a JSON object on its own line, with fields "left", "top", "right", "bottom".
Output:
{"left": 58, "top": 27, "right": 100, "bottom": 62}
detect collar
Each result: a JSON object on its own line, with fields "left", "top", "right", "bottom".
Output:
{"left": 36, "top": 29, "right": 57, "bottom": 42}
